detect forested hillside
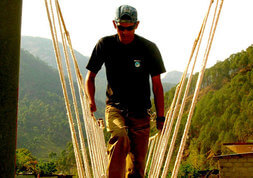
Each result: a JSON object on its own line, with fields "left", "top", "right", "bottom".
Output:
{"left": 163, "top": 44, "right": 253, "bottom": 175}
{"left": 18, "top": 49, "right": 70, "bottom": 158}
{"left": 21, "top": 36, "right": 107, "bottom": 103}
{"left": 18, "top": 49, "right": 105, "bottom": 158}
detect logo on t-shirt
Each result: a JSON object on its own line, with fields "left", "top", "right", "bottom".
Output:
{"left": 134, "top": 60, "right": 141, "bottom": 68}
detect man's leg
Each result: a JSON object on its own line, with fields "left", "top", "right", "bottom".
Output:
{"left": 105, "top": 105, "right": 130, "bottom": 178}
{"left": 126, "top": 114, "right": 150, "bottom": 178}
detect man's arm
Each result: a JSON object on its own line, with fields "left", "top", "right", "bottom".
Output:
{"left": 85, "top": 70, "right": 97, "bottom": 113}
{"left": 152, "top": 74, "right": 165, "bottom": 130}
{"left": 152, "top": 74, "right": 164, "bottom": 117}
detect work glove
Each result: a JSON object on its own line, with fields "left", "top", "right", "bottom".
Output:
{"left": 156, "top": 116, "right": 165, "bottom": 130}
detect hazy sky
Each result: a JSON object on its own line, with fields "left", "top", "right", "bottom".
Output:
{"left": 21, "top": 0, "right": 253, "bottom": 73}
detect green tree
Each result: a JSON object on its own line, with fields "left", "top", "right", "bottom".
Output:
{"left": 16, "top": 148, "right": 38, "bottom": 174}
{"left": 38, "top": 161, "right": 57, "bottom": 175}
{"left": 55, "top": 142, "right": 77, "bottom": 175}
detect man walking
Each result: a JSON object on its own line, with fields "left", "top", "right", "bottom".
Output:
{"left": 85, "top": 5, "right": 166, "bottom": 178}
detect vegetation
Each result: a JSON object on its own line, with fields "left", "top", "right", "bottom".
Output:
{"left": 18, "top": 49, "right": 71, "bottom": 158}
{"left": 16, "top": 148, "right": 57, "bottom": 175}
{"left": 52, "top": 142, "right": 77, "bottom": 175}
{"left": 18, "top": 49, "right": 105, "bottom": 159}
{"left": 16, "top": 144, "right": 75, "bottom": 175}
{"left": 161, "top": 45, "right": 253, "bottom": 175}
{"left": 16, "top": 148, "right": 38, "bottom": 174}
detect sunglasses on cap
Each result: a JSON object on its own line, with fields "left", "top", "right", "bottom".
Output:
{"left": 117, "top": 24, "right": 136, "bottom": 31}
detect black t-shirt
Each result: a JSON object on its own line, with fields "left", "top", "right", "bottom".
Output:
{"left": 86, "top": 34, "right": 166, "bottom": 112}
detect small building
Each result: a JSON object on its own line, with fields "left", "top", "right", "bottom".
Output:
{"left": 214, "top": 143, "right": 253, "bottom": 178}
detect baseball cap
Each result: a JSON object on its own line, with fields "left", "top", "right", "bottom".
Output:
{"left": 115, "top": 5, "right": 138, "bottom": 23}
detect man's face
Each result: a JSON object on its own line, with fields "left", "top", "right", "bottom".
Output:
{"left": 113, "top": 21, "right": 139, "bottom": 44}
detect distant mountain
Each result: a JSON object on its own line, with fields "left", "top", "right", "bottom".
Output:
{"left": 161, "top": 71, "right": 183, "bottom": 92}
{"left": 162, "top": 70, "right": 183, "bottom": 84}
{"left": 21, "top": 36, "right": 107, "bottom": 103}
{"left": 21, "top": 36, "right": 88, "bottom": 73}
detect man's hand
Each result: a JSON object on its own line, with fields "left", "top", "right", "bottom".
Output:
{"left": 156, "top": 116, "right": 165, "bottom": 130}
{"left": 90, "top": 100, "right": 97, "bottom": 113}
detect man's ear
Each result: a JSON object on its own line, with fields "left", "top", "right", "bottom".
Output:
{"left": 135, "top": 21, "right": 140, "bottom": 29}
{"left": 113, "top": 20, "right": 117, "bottom": 29}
